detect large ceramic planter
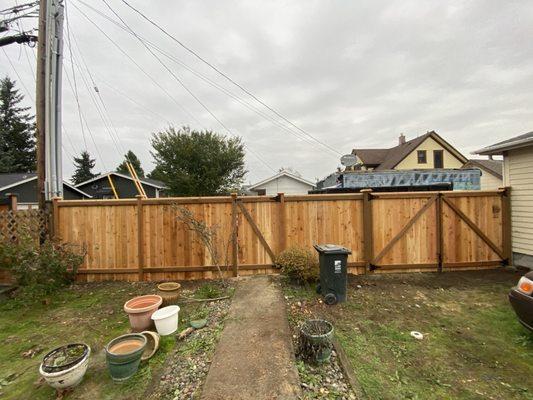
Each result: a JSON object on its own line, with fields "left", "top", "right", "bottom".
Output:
{"left": 151, "top": 305, "right": 180, "bottom": 336}
{"left": 105, "top": 333, "right": 147, "bottom": 382}
{"left": 123, "top": 295, "right": 162, "bottom": 332}
{"left": 39, "top": 343, "right": 91, "bottom": 389}
{"left": 157, "top": 282, "right": 181, "bottom": 306}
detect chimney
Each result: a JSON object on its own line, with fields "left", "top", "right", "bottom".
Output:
{"left": 399, "top": 133, "right": 406, "bottom": 145}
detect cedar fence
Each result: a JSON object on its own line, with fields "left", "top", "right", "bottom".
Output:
{"left": 46, "top": 188, "right": 511, "bottom": 282}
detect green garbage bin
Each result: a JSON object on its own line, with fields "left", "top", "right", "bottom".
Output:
{"left": 314, "top": 244, "right": 351, "bottom": 305}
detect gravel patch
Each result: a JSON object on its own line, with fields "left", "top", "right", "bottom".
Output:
{"left": 148, "top": 297, "right": 231, "bottom": 400}
{"left": 285, "top": 295, "right": 358, "bottom": 400}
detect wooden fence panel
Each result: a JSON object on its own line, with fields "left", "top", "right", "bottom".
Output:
{"left": 54, "top": 190, "right": 508, "bottom": 282}
{"left": 284, "top": 198, "right": 365, "bottom": 273}
{"left": 441, "top": 194, "right": 504, "bottom": 269}
{"left": 371, "top": 196, "right": 438, "bottom": 271}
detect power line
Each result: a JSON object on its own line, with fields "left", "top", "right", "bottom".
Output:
{"left": 74, "top": 0, "right": 340, "bottom": 159}
{"left": 63, "top": 0, "right": 87, "bottom": 150}
{"left": 2, "top": 47, "right": 34, "bottom": 102}
{"left": 72, "top": 0, "right": 275, "bottom": 174}
{"left": 70, "top": 1, "right": 204, "bottom": 130}
{"left": 120, "top": 0, "right": 343, "bottom": 157}
{"left": 100, "top": 0, "right": 275, "bottom": 173}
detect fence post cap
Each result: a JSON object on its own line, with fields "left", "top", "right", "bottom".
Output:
{"left": 360, "top": 188, "right": 373, "bottom": 193}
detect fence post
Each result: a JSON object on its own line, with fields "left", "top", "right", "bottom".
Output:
{"left": 231, "top": 193, "right": 239, "bottom": 277}
{"left": 436, "top": 193, "right": 443, "bottom": 272}
{"left": 500, "top": 186, "right": 512, "bottom": 265}
{"left": 136, "top": 195, "right": 145, "bottom": 281}
{"left": 7, "top": 193, "right": 17, "bottom": 211}
{"left": 277, "top": 192, "right": 286, "bottom": 254}
{"left": 361, "top": 189, "right": 373, "bottom": 273}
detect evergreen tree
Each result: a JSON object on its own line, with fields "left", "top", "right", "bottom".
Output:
{"left": 116, "top": 150, "right": 145, "bottom": 177}
{"left": 71, "top": 150, "right": 97, "bottom": 184}
{"left": 0, "top": 76, "right": 36, "bottom": 172}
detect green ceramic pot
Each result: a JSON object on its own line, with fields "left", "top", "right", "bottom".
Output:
{"left": 105, "top": 333, "right": 147, "bottom": 382}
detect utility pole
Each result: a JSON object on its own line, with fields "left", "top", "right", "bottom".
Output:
{"left": 36, "top": 0, "right": 64, "bottom": 209}
{"left": 36, "top": 0, "right": 47, "bottom": 210}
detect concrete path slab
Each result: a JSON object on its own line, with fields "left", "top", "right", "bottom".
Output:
{"left": 201, "top": 275, "right": 301, "bottom": 400}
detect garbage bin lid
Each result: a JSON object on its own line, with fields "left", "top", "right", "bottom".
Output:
{"left": 313, "top": 244, "right": 352, "bottom": 254}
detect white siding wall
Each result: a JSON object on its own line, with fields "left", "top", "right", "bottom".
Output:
{"left": 253, "top": 175, "right": 314, "bottom": 195}
{"left": 504, "top": 147, "right": 533, "bottom": 257}
{"left": 479, "top": 171, "right": 503, "bottom": 190}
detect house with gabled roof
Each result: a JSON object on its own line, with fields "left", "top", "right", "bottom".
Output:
{"left": 75, "top": 172, "right": 167, "bottom": 199}
{"left": 315, "top": 131, "right": 481, "bottom": 193}
{"left": 0, "top": 173, "right": 91, "bottom": 209}
{"left": 246, "top": 170, "right": 315, "bottom": 196}
{"left": 351, "top": 131, "right": 468, "bottom": 171}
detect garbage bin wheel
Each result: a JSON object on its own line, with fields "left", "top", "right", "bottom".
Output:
{"left": 316, "top": 283, "right": 321, "bottom": 294}
{"left": 324, "top": 293, "right": 337, "bottom": 305}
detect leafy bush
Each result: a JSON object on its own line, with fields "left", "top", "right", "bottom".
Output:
{"left": 0, "top": 236, "right": 85, "bottom": 299}
{"left": 275, "top": 247, "right": 319, "bottom": 283}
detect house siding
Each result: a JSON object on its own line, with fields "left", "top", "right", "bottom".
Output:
{"left": 252, "top": 175, "right": 314, "bottom": 196}
{"left": 77, "top": 175, "right": 158, "bottom": 199}
{"left": 504, "top": 147, "right": 533, "bottom": 266}
{"left": 395, "top": 137, "right": 465, "bottom": 170}
{"left": 479, "top": 170, "right": 503, "bottom": 190}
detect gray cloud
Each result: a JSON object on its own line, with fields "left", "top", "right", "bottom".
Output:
{"left": 1, "top": 0, "right": 533, "bottom": 184}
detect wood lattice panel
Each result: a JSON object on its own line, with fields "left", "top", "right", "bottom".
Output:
{"left": 0, "top": 209, "right": 48, "bottom": 242}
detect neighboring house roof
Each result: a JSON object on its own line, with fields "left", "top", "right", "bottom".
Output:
{"left": 248, "top": 171, "right": 315, "bottom": 191}
{"left": 75, "top": 172, "right": 167, "bottom": 189}
{"left": 475, "top": 131, "right": 533, "bottom": 155}
{"left": 0, "top": 173, "right": 36, "bottom": 191}
{"left": 0, "top": 173, "right": 92, "bottom": 198}
{"left": 352, "top": 131, "right": 468, "bottom": 170}
{"left": 463, "top": 159, "right": 503, "bottom": 179}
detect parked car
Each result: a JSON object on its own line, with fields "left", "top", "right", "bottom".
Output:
{"left": 509, "top": 271, "right": 533, "bottom": 331}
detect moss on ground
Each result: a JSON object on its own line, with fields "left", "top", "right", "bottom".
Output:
{"left": 284, "top": 270, "right": 533, "bottom": 400}
{"left": 0, "top": 280, "right": 230, "bottom": 399}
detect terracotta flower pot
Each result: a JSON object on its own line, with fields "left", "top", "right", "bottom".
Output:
{"left": 157, "top": 282, "right": 181, "bottom": 306}
{"left": 124, "top": 295, "right": 162, "bottom": 332}
{"left": 140, "top": 331, "right": 160, "bottom": 361}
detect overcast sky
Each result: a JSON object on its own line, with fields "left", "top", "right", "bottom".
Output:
{"left": 1, "top": 0, "right": 532, "bottom": 183}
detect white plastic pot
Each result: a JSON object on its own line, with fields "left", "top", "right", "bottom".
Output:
{"left": 39, "top": 346, "right": 91, "bottom": 389}
{"left": 151, "top": 305, "right": 180, "bottom": 336}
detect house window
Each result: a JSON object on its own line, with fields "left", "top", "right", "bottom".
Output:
{"left": 256, "top": 189, "right": 266, "bottom": 196}
{"left": 417, "top": 150, "right": 427, "bottom": 164}
{"left": 433, "top": 150, "right": 444, "bottom": 168}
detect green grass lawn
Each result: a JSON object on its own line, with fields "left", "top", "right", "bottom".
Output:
{"left": 284, "top": 269, "right": 533, "bottom": 400}
{"left": 0, "top": 280, "right": 228, "bottom": 400}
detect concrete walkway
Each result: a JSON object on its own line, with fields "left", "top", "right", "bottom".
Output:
{"left": 201, "top": 276, "right": 301, "bottom": 400}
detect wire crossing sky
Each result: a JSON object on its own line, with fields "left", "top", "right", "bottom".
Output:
{"left": 1, "top": 0, "right": 532, "bottom": 183}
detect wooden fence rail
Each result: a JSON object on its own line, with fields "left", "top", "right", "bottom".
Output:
{"left": 50, "top": 189, "right": 510, "bottom": 282}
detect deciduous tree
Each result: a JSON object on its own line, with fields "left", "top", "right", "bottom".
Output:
{"left": 149, "top": 126, "right": 247, "bottom": 196}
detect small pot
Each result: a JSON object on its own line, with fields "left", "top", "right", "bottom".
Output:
{"left": 140, "top": 331, "right": 160, "bottom": 361}
{"left": 157, "top": 282, "right": 181, "bottom": 306}
{"left": 151, "top": 305, "right": 180, "bottom": 336}
{"left": 105, "top": 333, "right": 147, "bottom": 382}
{"left": 123, "top": 295, "right": 162, "bottom": 332}
{"left": 300, "top": 319, "right": 334, "bottom": 364}
{"left": 39, "top": 343, "right": 91, "bottom": 389}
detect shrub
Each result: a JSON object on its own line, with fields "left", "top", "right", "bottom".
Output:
{"left": 0, "top": 235, "right": 85, "bottom": 299}
{"left": 275, "top": 247, "right": 319, "bottom": 283}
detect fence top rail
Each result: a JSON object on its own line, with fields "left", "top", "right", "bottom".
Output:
{"left": 54, "top": 188, "right": 507, "bottom": 207}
